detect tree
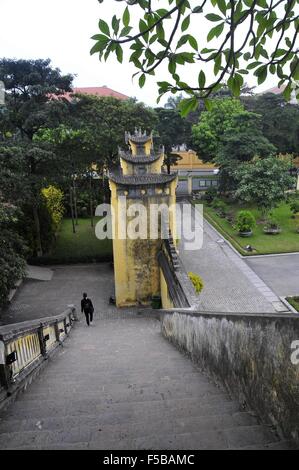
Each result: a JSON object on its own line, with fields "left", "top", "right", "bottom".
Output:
{"left": 242, "top": 92, "right": 299, "bottom": 154}
{"left": 235, "top": 156, "right": 294, "bottom": 214}
{"left": 192, "top": 98, "right": 244, "bottom": 161}
{"left": 91, "top": 0, "right": 299, "bottom": 113}
{"left": 192, "top": 97, "right": 276, "bottom": 190}
{"left": 70, "top": 95, "right": 158, "bottom": 169}
{"left": 0, "top": 201, "right": 27, "bottom": 307}
{"left": 0, "top": 59, "right": 74, "bottom": 255}
{"left": 155, "top": 107, "right": 192, "bottom": 172}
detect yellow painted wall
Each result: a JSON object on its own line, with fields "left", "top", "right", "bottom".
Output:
{"left": 110, "top": 178, "right": 178, "bottom": 308}
{"left": 130, "top": 137, "right": 152, "bottom": 156}
{"left": 171, "top": 150, "right": 217, "bottom": 171}
{"left": 120, "top": 153, "right": 164, "bottom": 175}
{"left": 160, "top": 268, "right": 174, "bottom": 309}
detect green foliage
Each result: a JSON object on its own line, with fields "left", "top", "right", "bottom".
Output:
{"left": 235, "top": 156, "right": 294, "bottom": 214}
{"left": 41, "top": 186, "right": 64, "bottom": 231}
{"left": 67, "top": 95, "right": 158, "bottom": 170}
{"left": 211, "top": 199, "right": 227, "bottom": 216}
{"left": 203, "top": 199, "right": 299, "bottom": 254}
{"left": 155, "top": 107, "right": 192, "bottom": 172}
{"left": 192, "top": 98, "right": 275, "bottom": 163}
{"left": 0, "top": 58, "right": 73, "bottom": 141}
{"left": 155, "top": 107, "right": 192, "bottom": 153}
{"left": 188, "top": 272, "right": 204, "bottom": 295}
{"left": 0, "top": 59, "right": 74, "bottom": 256}
{"left": 91, "top": 0, "right": 299, "bottom": 108}
{"left": 0, "top": 202, "right": 27, "bottom": 307}
{"left": 242, "top": 93, "right": 299, "bottom": 155}
{"left": 192, "top": 98, "right": 244, "bottom": 161}
{"left": 290, "top": 200, "right": 299, "bottom": 215}
{"left": 204, "top": 186, "right": 218, "bottom": 203}
{"left": 235, "top": 210, "right": 256, "bottom": 232}
{"left": 264, "top": 216, "right": 281, "bottom": 230}
{"left": 30, "top": 218, "right": 113, "bottom": 265}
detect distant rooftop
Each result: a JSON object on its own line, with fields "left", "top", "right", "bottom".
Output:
{"left": 55, "top": 86, "right": 129, "bottom": 101}
{"left": 260, "top": 84, "right": 298, "bottom": 105}
{"left": 260, "top": 85, "right": 286, "bottom": 95}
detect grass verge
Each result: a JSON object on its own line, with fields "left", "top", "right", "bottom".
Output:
{"left": 30, "top": 217, "right": 113, "bottom": 265}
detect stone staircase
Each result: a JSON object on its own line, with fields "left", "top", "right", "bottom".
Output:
{"left": 0, "top": 316, "right": 291, "bottom": 450}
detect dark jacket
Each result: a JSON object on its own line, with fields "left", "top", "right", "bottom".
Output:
{"left": 81, "top": 298, "right": 94, "bottom": 314}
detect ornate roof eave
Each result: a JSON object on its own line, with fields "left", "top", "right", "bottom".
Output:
{"left": 109, "top": 172, "right": 177, "bottom": 186}
{"left": 125, "top": 129, "right": 153, "bottom": 145}
{"left": 119, "top": 151, "right": 162, "bottom": 164}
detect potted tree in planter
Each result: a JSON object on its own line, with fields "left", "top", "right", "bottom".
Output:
{"left": 235, "top": 210, "right": 256, "bottom": 237}
{"left": 263, "top": 217, "right": 282, "bottom": 235}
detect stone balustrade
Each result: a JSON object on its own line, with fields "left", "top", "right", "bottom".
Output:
{"left": 0, "top": 306, "right": 77, "bottom": 408}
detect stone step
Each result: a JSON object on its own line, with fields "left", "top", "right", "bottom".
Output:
{"left": 0, "top": 419, "right": 279, "bottom": 450}
{"left": 126, "top": 425, "right": 280, "bottom": 451}
{"left": 16, "top": 381, "right": 223, "bottom": 403}
{"left": 2, "top": 393, "right": 237, "bottom": 421}
{"left": 0, "top": 396, "right": 241, "bottom": 426}
{"left": 0, "top": 411, "right": 259, "bottom": 436}
{"left": 0, "top": 316, "right": 291, "bottom": 450}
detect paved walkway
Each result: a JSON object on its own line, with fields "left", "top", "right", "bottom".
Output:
{"left": 0, "top": 264, "right": 121, "bottom": 326}
{"left": 0, "top": 316, "right": 289, "bottom": 450}
{"left": 246, "top": 254, "right": 299, "bottom": 298}
{"left": 178, "top": 205, "right": 286, "bottom": 313}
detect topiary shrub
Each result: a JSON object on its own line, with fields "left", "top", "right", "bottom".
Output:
{"left": 188, "top": 272, "right": 204, "bottom": 295}
{"left": 235, "top": 210, "right": 256, "bottom": 233}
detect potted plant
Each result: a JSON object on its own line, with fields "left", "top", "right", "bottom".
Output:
{"left": 263, "top": 217, "right": 282, "bottom": 235}
{"left": 235, "top": 210, "right": 256, "bottom": 237}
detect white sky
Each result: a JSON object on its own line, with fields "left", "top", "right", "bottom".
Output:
{"left": 0, "top": 0, "right": 286, "bottom": 107}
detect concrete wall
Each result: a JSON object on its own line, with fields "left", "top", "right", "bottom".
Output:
{"left": 161, "top": 311, "right": 299, "bottom": 446}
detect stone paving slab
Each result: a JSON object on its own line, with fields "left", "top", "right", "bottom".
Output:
{"left": 246, "top": 254, "right": 299, "bottom": 298}
{"left": 26, "top": 265, "right": 53, "bottom": 281}
{"left": 0, "top": 264, "right": 136, "bottom": 326}
{"left": 179, "top": 216, "right": 277, "bottom": 313}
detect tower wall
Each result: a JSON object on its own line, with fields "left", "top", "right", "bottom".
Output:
{"left": 110, "top": 179, "right": 177, "bottom": 307}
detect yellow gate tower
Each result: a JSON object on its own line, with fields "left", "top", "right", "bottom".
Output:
{"left": 109, "top": 129, "right": 177, "bottom": 307}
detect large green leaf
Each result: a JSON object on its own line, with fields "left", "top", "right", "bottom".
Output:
{"left": 98, "top": 19, "right": 110, "bottom": 37}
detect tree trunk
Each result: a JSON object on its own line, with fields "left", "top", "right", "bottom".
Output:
{"left": 69, "top": 186, "right": 76, "bottom": 234}
{"left": 90, "top": 172, "right": 94, "bottom": 228}
{"left": 73, "top": 178, "right": 78, "bottom": 225}
{"left": 33, "top": 205, "right": 43, "bottom": 257}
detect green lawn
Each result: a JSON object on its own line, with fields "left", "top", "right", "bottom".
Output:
{"left": 40, "top": 218, "right": 113, "bottom": 264}
{"left": 200, "top": 200, "right": 299, "bottom": 256}
{"left": 286, "top": 297, "right": 299, "bottom": 312}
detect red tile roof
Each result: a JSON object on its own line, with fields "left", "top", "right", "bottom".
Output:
{"left": 260, "top": 85, "right": 286, "bottom": 95}
{"left": 54, "top": 86, "right": 129, "bottom": 101}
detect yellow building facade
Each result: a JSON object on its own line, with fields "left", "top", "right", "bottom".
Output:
{"left": 171, "top": 150, "right": 217, "bottom": 172}
{"left": 109, "top": 130, "right": 177, "bottom": 308}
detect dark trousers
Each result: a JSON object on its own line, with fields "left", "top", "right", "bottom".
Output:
{"left": 84, "top": 310, "right": 93, "bottom": 326}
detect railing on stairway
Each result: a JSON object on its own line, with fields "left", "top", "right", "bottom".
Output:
{"left": 0, "top": 306, "right": 77, "bottom": 407}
